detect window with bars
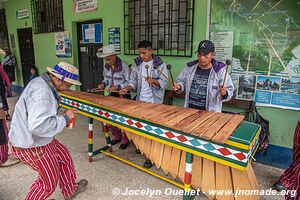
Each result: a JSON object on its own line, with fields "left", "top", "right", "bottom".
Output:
{"left": 0, "top": 9, "right": 9, "bottom": 49}
{"left": 124, "top": 0, "right": 195, "bottom": 57}
{"left": 31, "top": 0, "right": 64, "bottom": 34}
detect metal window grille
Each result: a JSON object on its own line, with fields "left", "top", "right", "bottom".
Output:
{"left": 124, "top": 0, "right": 195, "bottom": 57}
{"left": 0, "top": 9, "right": 9, "bottom": 48}
{"left": 31, "top": 0, "right": 64, "bottom": 34}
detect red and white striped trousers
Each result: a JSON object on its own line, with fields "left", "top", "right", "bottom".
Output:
{"left": 0, "top": 119, "right": 9, "bottom": 165}
{"left": 280, "top": 120, "right": 300, "bottom": 200}
{"left": 12, "top": 139, "right": 78, "bottom": 200}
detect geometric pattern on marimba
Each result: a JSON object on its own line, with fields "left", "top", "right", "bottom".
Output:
{"left": 61, "top": 97, "right": 259, "bottom": 168}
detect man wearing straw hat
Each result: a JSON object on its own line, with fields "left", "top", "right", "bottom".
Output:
{"left": 173, "top": 40, "right": 234, "bottom": 112}
{"left": 96, "top": 44, "right": 131, "bottom": 150}
{"left": 9, "top": 62, "right": 88, "bottom": 200}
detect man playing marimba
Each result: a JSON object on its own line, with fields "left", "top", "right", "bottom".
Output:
{"left": 97, "top": 44, "right": 131, "bottom": 150}
{"left": 9, "top": 62, "right": 88, "bottom": 200}
{"left": 120, "top": 40, "right": 168, "bottom": 168}
{"left": 173, "top": 40, "right": 234, "bottom": 112}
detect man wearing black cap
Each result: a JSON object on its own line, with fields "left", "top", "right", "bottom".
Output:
{"left": 173, "top": 40, "right": 234, "bottom": 112}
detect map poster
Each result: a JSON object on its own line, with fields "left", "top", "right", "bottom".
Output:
{"left": 210, "top": 0, "right": 300, "bottom": 110}
{"left": 210, "top": 0, "right": 300, "bottom": 77}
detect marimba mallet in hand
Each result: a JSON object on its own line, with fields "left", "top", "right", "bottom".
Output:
{"left": 166, "top": 64, "right": 175, "bottom": 86}
{"left": 222, "top": 59, "right": 231, "bottom": 87}
{"left": 145, "top": 65, "right": 150, "bottom": 86}
{"left": 87, "top": 88, "right": 105, "bottom": 93}
{"left": 153, "top": 65, "right": 173, "bottom": 85}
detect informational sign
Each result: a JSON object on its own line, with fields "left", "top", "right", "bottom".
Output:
{"left": 74, "top": 0, "right": 97, "bottom": 14}
{"left": 16, "top": 9, "right": 29, "bottom": 20}
{"left": 55, "top": 31, "right": 72, "bottom": 57}
{"left": 108, "top": 27, "right": 121, "bottom": 52}
{"left": 210, "top": 31, "right": 233, "bottom": 64}
{"left": 232, "top": 73, "right": 300, "bottom": 110}
{"left": 255, "top": 76, "right": 300, "bottom": 110}
{"left": 82, "top": 23, "right": 102, "bottom": 44}
{"left": 210, "top": 0, "right": 300, "bottom": 110}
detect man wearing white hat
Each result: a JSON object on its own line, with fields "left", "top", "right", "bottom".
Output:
{"left": 97, "top": 44, "right": 131, "bottom": 150}
{"left": 9, "top": 62, "right": 88, "bottom": 200}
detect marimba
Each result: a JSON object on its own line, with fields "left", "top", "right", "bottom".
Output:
{"left": 60, "top": 91, "right": 261, "bottom": 200}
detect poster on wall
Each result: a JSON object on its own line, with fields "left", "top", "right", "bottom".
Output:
{"left": 74, "top": 0, "right": 97, "bottom": 14}
{"left": 255, "top": 76, "right": 300, "bottom": 110}
{"left": 210, "top": 31, "right": 233, "bottom": 64}
{"left": 210, "top": 0, "right": 300, "bottom": 110}
{"left": 16, "top": 9, "right": 29, "bottom": 20}
{"left": 82, "top": 23, "right": 102, "bottom": 44}
{"left": 55, "top": 31, "right": 72, "bottom": 57}
{"left": 108, "top": 27, "right": 121, "bottom": 52}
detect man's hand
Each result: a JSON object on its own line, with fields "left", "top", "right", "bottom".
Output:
{"left": 65, "top": 109, "right": 77, "bottom": 119}
{"left": 219, "top": 85, "right": 227, "bottom": 97}
{"left": 146, "top": 77, "right": 160, "bottom": 88}
{"left": 5, "top": 111, "right": 11, "bottom": 121}
{"left": 0, "top": 109, "right": 6, "bottom": 119}
{"left": 109, "top": 85, "right": 119, "bottom": 92}
{"left": 98, "top": 83, "right": 105, "bottom": 89}
{"left": 173, "top": 83, "right": 181, "bottom": 92}
{"left": 119, "top": 85, "right": 133, "bottom": 95}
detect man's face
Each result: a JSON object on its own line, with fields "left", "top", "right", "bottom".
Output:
{"left": 197, "top": 52, "right": 214, "bottom": 68}
{"left": 138, "top": 48, "right": 153, "bottom": 62}
{"left": 30, "top": 68, "right": 36, "bottom": 74}
{"left": 51, "top": 75, "right": 73, "bottom": 92}
{"left": 104, "top": 55, "right": 117, "bottom": 66}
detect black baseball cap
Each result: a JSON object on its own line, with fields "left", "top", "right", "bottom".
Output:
{"left": 196, "top": 40, "right": 215, "bottom": 55}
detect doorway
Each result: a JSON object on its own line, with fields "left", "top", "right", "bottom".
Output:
{"left": 77, "top": 20, "right": 103, "bottom": 91}
{"left": 17, "top": 28, "right": 35, "bottom": 86}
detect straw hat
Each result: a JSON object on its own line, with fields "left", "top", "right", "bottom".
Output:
{"left": 0, "top": 48, "right": 5, "bottom": 56}
{"left": 47, "top": 62, "right": 82, "bottom": 85}
{"left": 96, "top": 44, "right": 120, "bottom": 58}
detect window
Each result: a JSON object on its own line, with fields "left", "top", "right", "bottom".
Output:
{"left": 124, "top": 0, "right": 195, "bottom": 57}
{"left": 31, "top": 0, "right": 64, "bottom": 34}
{"left": 0, "top": 9, "right": 9, "bottom": 48}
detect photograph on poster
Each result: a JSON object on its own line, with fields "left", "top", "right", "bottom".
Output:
{"left": 231, "top": 74, "right": 239, "bottom": 98}
{"left": 256, "top": 76, "right": 281, "bottom": 91}
{"left": 281, "top": 78, "right": 300, "bottom": 94}
{"left": 237, "top": 74, "right": 256, "bottom": 100}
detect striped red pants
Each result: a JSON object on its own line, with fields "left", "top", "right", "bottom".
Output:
{"left": 0, "top": 119, "right": 9, "bottom": 165}
{"left": 12, "top": 139, "right": 78, "bottom": 200}
{"left": 280, "top": 120, "right": 300, "bottom": 200}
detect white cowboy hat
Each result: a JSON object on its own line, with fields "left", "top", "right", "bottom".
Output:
{"left": 0, "top": 48, "right": 5, "bottom": 56}
{"left": 96, "top": 44, "right": 120, "bottom": 58}
{"left": 47, "top": 62, "right": 82, "bottom": 85}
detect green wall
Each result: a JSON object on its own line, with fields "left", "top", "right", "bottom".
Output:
{"left": 3, "top": 0, "right": 299, "bottom": 148}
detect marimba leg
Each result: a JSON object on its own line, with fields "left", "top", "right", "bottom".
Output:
{"left": 183, "top": 152, "right": 194, "bottom": 200}
{"left": 88, "top": 118, "right": 93, "bottom": 162}
{"left": 103, "top": 123, "right": 112, "bottom": 152}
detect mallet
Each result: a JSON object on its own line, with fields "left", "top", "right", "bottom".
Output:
{"left": 166, "top": 64, "right": 175, "bottom": 86}
{"left": 222, "top": 59, "right": 231, "bottom": 87}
